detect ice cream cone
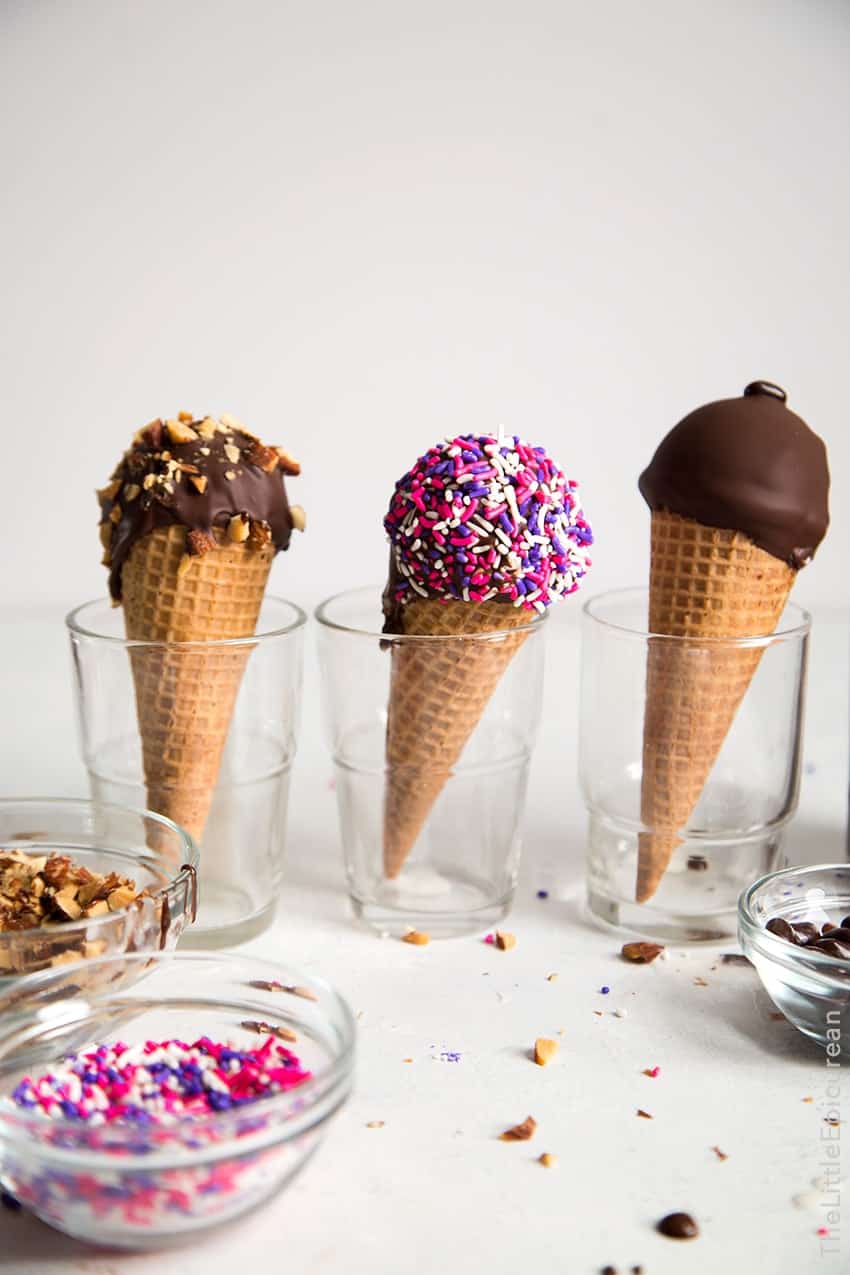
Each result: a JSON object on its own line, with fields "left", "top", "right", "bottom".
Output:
{"left": 383, "top": 599, "right": 531, "bottom": 878}
{"left": 636, "top": 510, "right": 795, "bottom": 902}
{"left": 122, "top": 524, "right": 275, "bottom": 845}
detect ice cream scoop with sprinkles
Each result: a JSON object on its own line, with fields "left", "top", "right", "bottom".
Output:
{"left": 383, "top": 430, "right": 593, "bottom": 625}
{"left": 10, "top": 1035, "right": 311, "bottom": 1126}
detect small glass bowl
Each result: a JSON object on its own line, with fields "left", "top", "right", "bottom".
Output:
{"left": 738, "top": 864, "right": 850, "bottom": 1050}
{"left": 0, "top": 950, "right": 355, "bottom": 1249}
{"left": 0, "top": 799, "right": 198, "bottom": 981}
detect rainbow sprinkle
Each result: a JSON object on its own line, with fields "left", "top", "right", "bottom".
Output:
{"left": 384, "top": 432, "right": 593, "bottom": 612}
{"left": 11, "top": 1036, "right": 311, "bottom": 1126}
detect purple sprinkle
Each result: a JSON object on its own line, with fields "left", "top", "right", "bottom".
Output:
{"left": 537, "top": 889, "right": 549, "bottom": 899}
{"left": 600, "top": 986, "right": 610, "bottom": 995}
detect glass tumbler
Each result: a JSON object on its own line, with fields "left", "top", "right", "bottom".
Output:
{"left": 579, "top": 588, "right": 810, "bottom": 941}
{"left": 316, "top": 587, "right": 547, "bottom": 938}
{"left": 66, "top": 597, "right": 306, "bottom": 947}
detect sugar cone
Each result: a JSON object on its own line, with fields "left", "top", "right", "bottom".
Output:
{"left": 122, "top": 524, "right": 274, "bottom": 845}
{"left": 383, "top": 598, "right": 531, "bottom": 878}
{"left": 637, "top": 511, "right": 795, "bottom": 902}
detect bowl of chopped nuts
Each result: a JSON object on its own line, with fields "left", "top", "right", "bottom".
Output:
{"left": 0, "top": 950, "right": 355, "bottom": 1249}
{"left": 738, "top": 864, "right": 850, "bottom": 1051}
{"left": 0, "top": 799, "right": 198, "bottom": 981}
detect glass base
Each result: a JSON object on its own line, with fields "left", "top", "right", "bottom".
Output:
{"left": 350, "top": 891, "right": 513, "bottom": 940}
{"left": 587, "top": 887, "right": 736, "bottom": 942}
{"left": 180, "top": 887, "right": 277, "bottom": 949}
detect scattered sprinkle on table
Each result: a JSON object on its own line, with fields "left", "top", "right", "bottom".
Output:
{"left": 613, "top": 1008, "right": 627, "bottom": 1019}
{"left": 500, "top": 1115, "right": 536, "bottom": 1141}
{"left": 536, "top": 889, "right": 549, "bottom": 899}
{"left": 533, "top": 1038, "right": 558, "bottom": 1066}
{"left": 643, "top": 1066, "right": 660, "bottom": 1078}
{"left": 402, "top": 930, "right": 430, "bottom": 946}
{"left": 600, "top": 986, "right": 610, "bottom": 995}
{"left": 817, "top": 1226, "right": 830, "bottom": 1237}
{"left": 11, "top": 1036, "right": 311, "bottom": 1125}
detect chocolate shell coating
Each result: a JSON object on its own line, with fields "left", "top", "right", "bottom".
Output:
{"left": 100, "top": 419, "right": 295, "bottom": 600}
{"left": 639, "top": 382, "right": 829, "bottom": 568}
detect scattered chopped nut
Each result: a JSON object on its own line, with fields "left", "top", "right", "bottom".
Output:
{"left": 107, "top": 885, "right": 138, "bottom": 911}
{"left": 621, "top": 941, "right": 665, "bottom": 963}
{"left": 240, "top": 1019, "right": 297, "bottom": 1043}
{"left": 166, "top": 418, "right": 199, "bottom": 444}
{"left": 636, "top": 1109, "right": 654, "bottom": 1119}
{"left": 494, "top": 931, "right": 516, "bottom": 951}
{"left": 402, "top": 930, "right": 430, "bottom": 946}
{"left": 219, "top": 412, "right": 245, "bottom": 432}
{"left": 538, "top": 1152, "right": 557, "bottom": 1168}
{"left": 546, "top": 972, "right": 558, "bottom": 982}
{"left": 275, "top": 447, "right": 301, "bottom": 475}
{"left": 711, "top": 1146, "right": 728, "bottom": 1161}
{"left": 533, "top": 1038, "right": 558, "bottom": 1066}
{"left": 290, "top": 504, "right": 307, "bottom": 532}
{"left": 693, "top": 976, "right": 709, "bottom": 987}
{"left": 500, "top": 1115, "right": 537, "bottom": 1142}
{"left": 366, "top": 1120, "right": 385, "bottom": 1129}
{"left": 228, "top": 514, "right": 250, "bottom": 543}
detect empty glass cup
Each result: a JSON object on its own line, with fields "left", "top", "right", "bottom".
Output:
{"left": 66, "top": 597, "right": 306, "bottom": 947}
{"left": 579, "top": 588, "right": 810, "bottom": 941}
{"left": 316, "top": 588, "right": 547, "bottom": 938}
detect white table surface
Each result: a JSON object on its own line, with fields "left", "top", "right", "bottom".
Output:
{"left": 0, "top": 603, "right": 847, "bottom": 1275}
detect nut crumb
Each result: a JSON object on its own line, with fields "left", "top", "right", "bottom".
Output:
{"left": 166, "top": 418, "right": 198, "bottom": 445}
{"left": 546, "top": 972, "right": 558, "bottom": 982}
{"left": 538, "top": 1152, "right": 557, "bottom": 1168}
{"left": 224, "top": 442, "right": 241, "bottom": 465}
{"left": 621, "top": 941, "right": 664, "bottom": 963}
{"left": 402, "top": 930, "right": 430, "bottom": 946}
{"left": 500, "top": 1115, "right": 536, "bottom": 1141}
{"left": 533, "top": 1037, "right": 558, "bottom": 1066}
{"left": 366, "top": 1120, "right": 385, "bottom": 1129}
{"left": 228, "top": 514, "right": 250, "bottom": 543}
{"left": 495, "top": 931, "right": 516, "bottom": 951}
{"left": 636, "top": 1109, "right": 653, "bottom": 1119}
{"left": 224, "top": 469, "right": 237, "bottom": 481}
{"left": 290, "top": 504, "right": 307, "bottom": 532}
{"left": 711, "top": 1145, "right": 728, "bottom": 1161}
{"left": 188, "top": 474, "right": 208, "bottom": 494}
{"left": 123, "top": 484, "right": 140, "bottom": 502}
{"left": 275, "top": 447, "right": 301, "bottom": 475}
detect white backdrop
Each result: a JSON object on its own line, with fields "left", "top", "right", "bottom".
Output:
{"left": 2, "top": 0, "right": 848, "bottom": 617}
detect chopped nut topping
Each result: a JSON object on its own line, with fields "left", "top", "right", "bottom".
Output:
{"left": 142, "top": 473, "right": 157, "bottom": 490}
{"left": 177, "top": 410, "right": 194, "bottom": 422}
{"left": 275, "top": 447, "right": 301, "bottom": 476}
{"left": 402, "top": 930, "right": 430, "bottom": 945}
{"left": 224, "top": 442, "right": 241, "bottom": 465}
{"left": 98, "top": 479, "right": 122, "bottom": 504}
{"left": 197, "top": 418, "right": 218, "bottom": 440}
{"left": 533, "top": 1038, "right": 558, "bottom": 1066}
{"left": 166, "top": 419, "right": 198, "bottom": 445}
{"left": 109, "top": 504, "right": 122, "bottom": 524}
{"left": 219, "top": 412, "right": 245, "bottom": 432}
{"left": 494, "top": 930, "right": 516, "bottom": 951}
{"left": 248, "top": 519, "right": 272, "bottom": 549}
{"left": 99, "top": 523, "right": 112, "bottom": 549}
{"left": 188, "top": 474, "right": 208, "bottom": 494}
{"left": 290, "top": 504, "right": 307, "bottom": 532}
{"left": 0, "top": 850, "right": 145, "bottom": 932}
{"left": 224, "top": 469, "right": 237, "bottom": 481}
{"left": 186, "top": 529, "right": 218, "bottom": 556}
{"left": 228, "top": 514, "right": 250, "bottom": 543}
{"left": 246, "top": 442, "right": 280, "bottom": 472}
{"left": 123, "top": 483, "right": 140, "bottom": 502}
{"left": 500, "top": 1115, "right": 537, "bottom": 1141}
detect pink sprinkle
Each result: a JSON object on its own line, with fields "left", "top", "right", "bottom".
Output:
{"left": 484, "top": 933, "right": 495, "bottom": 945}
{"left": 647, "top": 1066, "right": 660, "bottom": 1078}
{"left": 817, "top": 1227, "right": 829, "bottom": 1236}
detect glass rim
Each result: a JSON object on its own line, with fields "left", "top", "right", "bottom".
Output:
{"left": 738, "top": 863, "right": 850, "bottom": 970}
{"left": 0, "top": 797, "right": 199, "bottom": 938}
{"left": 65, "top": 596, "right": 309, "bottom": 648}
{"left": 582, "top": 586, "right": 811, "bottom": 645}
{"left": 0, "top": 950, "right": 357, "bottom": 1139}
{"left": 314, "top": 585, "right": 549, "bottom": 641}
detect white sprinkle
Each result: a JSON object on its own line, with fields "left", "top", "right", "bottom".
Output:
{"left": 613, "top": 1008, "right": 627, "bottom": 1018}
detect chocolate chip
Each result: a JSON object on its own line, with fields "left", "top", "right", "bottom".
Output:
{"left": 791, "top": 922, "right": 820, "bottom": 944}
{"left": 812, "top": 939, "right": 850, "bottom": 960}
{"left": 657, "top": 1211, "right": 699, "bottom": 1239}
{"left": 823, "top": 927, "right": 850, "bottom": 944}
{"left": 721, "top": 953, "right": 753, "bottom": 966}
{"left": 601, "top": 1267, "right": 618, "bottom": 1275}
{"left": 822, "top": 922, "right": 838, "bottom": 935}
{"left": 841, "top": 916, "right": 850, "bottom": 931}
{"left": 766, "top": 917, "right": 796, "bottom": 942}
{"left": 687, "top": 854, "right": 709, "bottom": 871}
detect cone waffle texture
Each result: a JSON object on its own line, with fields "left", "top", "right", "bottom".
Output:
{"left": 383, "top": 598, "right": 530, "bottom": 879}
{"left": 637, "top": 510, "right": 795, "bottom": 902}
{"left": 122, "top": 525, "right": 273, "bottom": 845}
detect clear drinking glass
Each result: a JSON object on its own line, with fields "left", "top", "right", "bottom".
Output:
{"left": 315, "top": 587, "right": 547, "bottom": 938}
{"left": 579, "top": 588, "right": 810, "bottom": 941}
{"left": 66, "top": 597, "right": 306, "bottom": 947}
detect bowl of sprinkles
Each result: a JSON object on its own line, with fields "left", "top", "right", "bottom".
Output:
{"left": 0, "top": 950, "right": 355, "bottom": 1249}
{"left": 0, "top": 800, "right": 198, "bottom": 981}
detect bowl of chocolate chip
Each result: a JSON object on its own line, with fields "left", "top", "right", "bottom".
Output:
{"left": 0, "top": 799, "right": 198, "bottom": 982}
{"left": 739, "top": 864, "right": 850, "bottom": 1050}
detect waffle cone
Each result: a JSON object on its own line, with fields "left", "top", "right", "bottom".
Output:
{"left": 122, "top": 525, "right": 274, "bottom": 845}
{"left": 637, "top": 511, "right": 795, "bottom": 902}
{"left": 383, "top": 598, "right": 530, "bottom": 878}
